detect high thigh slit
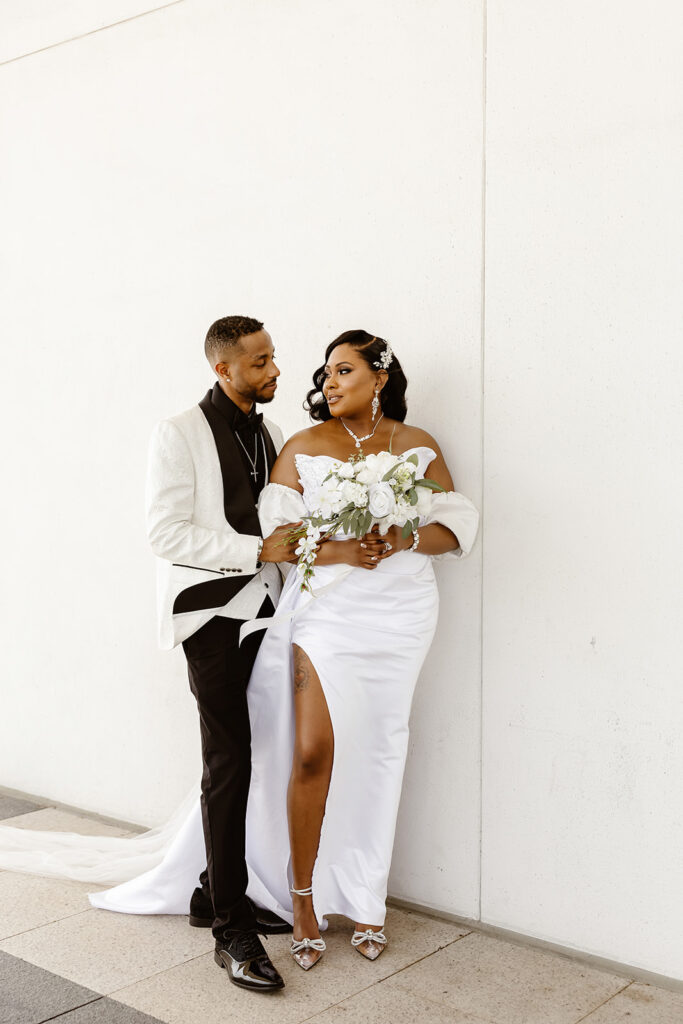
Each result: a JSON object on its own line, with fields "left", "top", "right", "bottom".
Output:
{"left": 288, "top": 643, "right": 335, "bottom": 898}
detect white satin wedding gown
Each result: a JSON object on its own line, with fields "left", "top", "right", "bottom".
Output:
{"left": 0, "top": 447, "right": 479, "bottom": 930}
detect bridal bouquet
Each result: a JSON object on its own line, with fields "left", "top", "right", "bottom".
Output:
{"left": 293, "top": 452, "right": 444, "bottom": 592}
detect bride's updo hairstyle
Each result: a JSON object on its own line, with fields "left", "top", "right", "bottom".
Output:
{"left": 305, "top": 330, "right": 408, "bottom": 422}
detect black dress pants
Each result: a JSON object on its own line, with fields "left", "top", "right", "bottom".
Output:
{"left": 182, "top": 599, "right": 273, "bottom": 937}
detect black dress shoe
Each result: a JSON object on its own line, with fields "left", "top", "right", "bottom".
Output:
{"left": 250, "top": 899, "right": 293, "bottom": 935}
{"left": 214, "top": 930, "right": 285, "bottom": 991}
{"left": 189, "top": 889, "right": 292, "bottom": 935}
{"left": 188, "top": 886, "right": 213, "bottom": 928}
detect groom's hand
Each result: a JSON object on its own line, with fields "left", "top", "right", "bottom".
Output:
{"left": 260, "top": 523, "right": 304, "bottom": 564}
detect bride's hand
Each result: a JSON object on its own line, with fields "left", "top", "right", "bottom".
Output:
{"left": 371, "top": 524, "right": 413, "bottom": 559}
{"left": 315, "top": 535, "right": 385, "bottom": 569}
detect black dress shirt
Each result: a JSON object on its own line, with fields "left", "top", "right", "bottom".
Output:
{"left": 209, "top": 384, "right": 267, "bottom": 500}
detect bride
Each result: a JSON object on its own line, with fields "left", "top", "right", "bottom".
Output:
{"left": 0, "top": 330, "right": 478, "bottom": 977}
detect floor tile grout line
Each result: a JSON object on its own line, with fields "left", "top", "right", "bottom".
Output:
{"left": 104, "top": 932, "right": 472, "bottom": 1015}
{"left": 298, "top": 933, "right": 474, "bottom": 1024}
{"left": 0, "top": 1, "right": 184, "bottom": 67}
{"left": 0, "top": 906, "right": 97, "bottom": 945}
{"left": 32, "top": 994, "right": 104, "bottom": 1024}
{"left": 295, "top": 935, "right": 491, "bottom": 1024}
{"left": 1, "top": 936, "right": 217, "bottom": 1003}
{"left": 104, "top": 943, "right": 218, "bottom": 997}
{"left": 571, "top": 979, "right": 635, "bottom": 1024}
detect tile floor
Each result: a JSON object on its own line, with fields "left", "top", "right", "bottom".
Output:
{"left": 0, "top": 795, "right": 681, "bottom": 1024}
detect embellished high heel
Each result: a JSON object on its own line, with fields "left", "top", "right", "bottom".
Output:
{"left": 289, "top": 886, "right": 326, "bottom": 971}
{"left": 351, "top": 927, "right": 388, "bottom": 961}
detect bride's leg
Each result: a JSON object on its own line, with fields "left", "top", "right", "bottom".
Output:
{"left": 288, "top": 643, "right": 334, "bottom": 947}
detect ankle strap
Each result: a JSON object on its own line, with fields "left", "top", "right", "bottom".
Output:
{"left": 290, "top": 885, "right": 313, "bottom": 896}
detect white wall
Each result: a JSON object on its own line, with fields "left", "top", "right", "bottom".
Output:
{"left": 0, "top": 0, "right": 484, "bottom": 917}
{"left": 483, "top": 0, "right": 683, "bottom": 981}
{"left": 1, "top": 0, "right": 682, "bottom": 981}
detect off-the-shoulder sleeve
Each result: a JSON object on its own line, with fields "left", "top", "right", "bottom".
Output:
{"left": 258, "top": 482, "right": 308, "bottom": 537}
{"left": 424, "top": 490, "right": 480, "bottom": 560}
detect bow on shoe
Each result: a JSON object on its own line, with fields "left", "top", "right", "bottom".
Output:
{"left": 351, "top": 928, "right": 387, "bottom": 946}
{"left": 291, "top": 937, "right": 327, "bottom": 954}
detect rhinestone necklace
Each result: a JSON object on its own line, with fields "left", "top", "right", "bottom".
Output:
{"left": 340, "top": 413, "right": 384, "bottom": 449}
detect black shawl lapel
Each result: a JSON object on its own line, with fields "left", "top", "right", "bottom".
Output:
{"left": 262, "top": 423, "right": 277, "bottom": 476}
{"left": 173, "top": 388, "right": 280, "bottom": 618}
{"left": 198, "top": 389, "right": 261, "bottom": 537}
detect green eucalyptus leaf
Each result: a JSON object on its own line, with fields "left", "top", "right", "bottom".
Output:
{"left": 415, "top": 477, "right": 445, "bottom": 492}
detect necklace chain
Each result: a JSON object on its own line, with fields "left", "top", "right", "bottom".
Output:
{"left": 340, "top": 413, "right": 384, "bottom": 449}
{"left": 235, "top": 430, "right": 259, "bottom": 480}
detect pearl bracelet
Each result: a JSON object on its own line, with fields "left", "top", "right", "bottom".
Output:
{"left": 411, "top": 528, "right": 420, "bottom": 552}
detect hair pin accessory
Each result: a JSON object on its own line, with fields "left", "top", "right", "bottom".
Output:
{"left": 373, "top": 343, "right": 393, "bottom": 371}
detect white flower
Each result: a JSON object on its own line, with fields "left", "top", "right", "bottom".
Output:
{"left": 393, "top": 462, "right": 416, "bottom": 491}
{"left": 355, "top": 467, "right": 375, "bottom": 485}
{"left": 355, "top": 457, "right": 382, "bottom": 485}
{"left": 355, "top": 451, "right": 398, "bottom": 485}
{"left": 375, "top": 451, "right": 398, "bottom": 475}
{"left": 315, "top": 477, "right": 346, "bottom": 517}
{"left": 337, "top": 461, "right": 355, "bottom": 479}
{"left": 341, "top": 480, "right": 369, "bottom": 507}
{"left": 295, "top": 536, "right": 317, "bottom": 557}
{"left": 368, "top": 481, "right": 396, "bottom": 518}
{"left": 393, "top": 496, "right": 413, "bottom": 523}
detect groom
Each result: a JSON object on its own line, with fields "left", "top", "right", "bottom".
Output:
{"left": 146, "top": 316, "right": 298, "bottom": 992}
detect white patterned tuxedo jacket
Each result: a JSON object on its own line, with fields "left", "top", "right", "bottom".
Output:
{"left": 145, "top": 389, "right": 285, "bottom": 650}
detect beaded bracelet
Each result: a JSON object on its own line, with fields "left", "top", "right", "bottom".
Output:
{"left": 411, "top": 528, "right": 420, "bottom": 552}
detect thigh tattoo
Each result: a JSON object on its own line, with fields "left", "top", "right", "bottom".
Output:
{"left": 293, "top": 646, "right": 313, "bottom": 693}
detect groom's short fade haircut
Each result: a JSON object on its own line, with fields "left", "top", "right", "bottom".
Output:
{"left": 204, "top": 315, "right": 264, "bottom": 365}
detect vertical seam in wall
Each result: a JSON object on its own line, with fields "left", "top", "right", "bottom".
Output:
{"left": 478, "top": 0, "right": 488, "bottom": 924}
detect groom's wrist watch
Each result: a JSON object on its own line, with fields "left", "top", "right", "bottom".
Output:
{"left": 255, "top": 537, "right": 264, "bottom": 569}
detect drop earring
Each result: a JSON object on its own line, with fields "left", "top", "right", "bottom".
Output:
{"left": 371, "top": 386, "right": 380, "bottom": 421}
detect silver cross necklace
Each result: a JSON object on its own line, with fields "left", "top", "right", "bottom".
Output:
{"left": 235, "top": 430, "right": 266, "bottom": 481}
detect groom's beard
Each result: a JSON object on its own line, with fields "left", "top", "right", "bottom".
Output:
{"left": 252, "top": 383, "right": 278, "bottom": 404}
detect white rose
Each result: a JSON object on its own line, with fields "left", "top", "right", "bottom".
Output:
{"left": 354, "top": 466, "right": 374, "bottom": 485}
{"left": 355, "top": 454, "right": 381, "bottom": 485}
{"left": 337, "top": 461, "right": 355, "bottom": 479}
{"left": 368, "top": 481, "right": 396, "bottom": 519}
{"left": 375, "top": 451, "right": 398, "bottom": 474}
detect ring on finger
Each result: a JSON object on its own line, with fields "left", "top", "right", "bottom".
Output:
{"left": 384, "top": 542, "right": 393, "bottom": 553}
